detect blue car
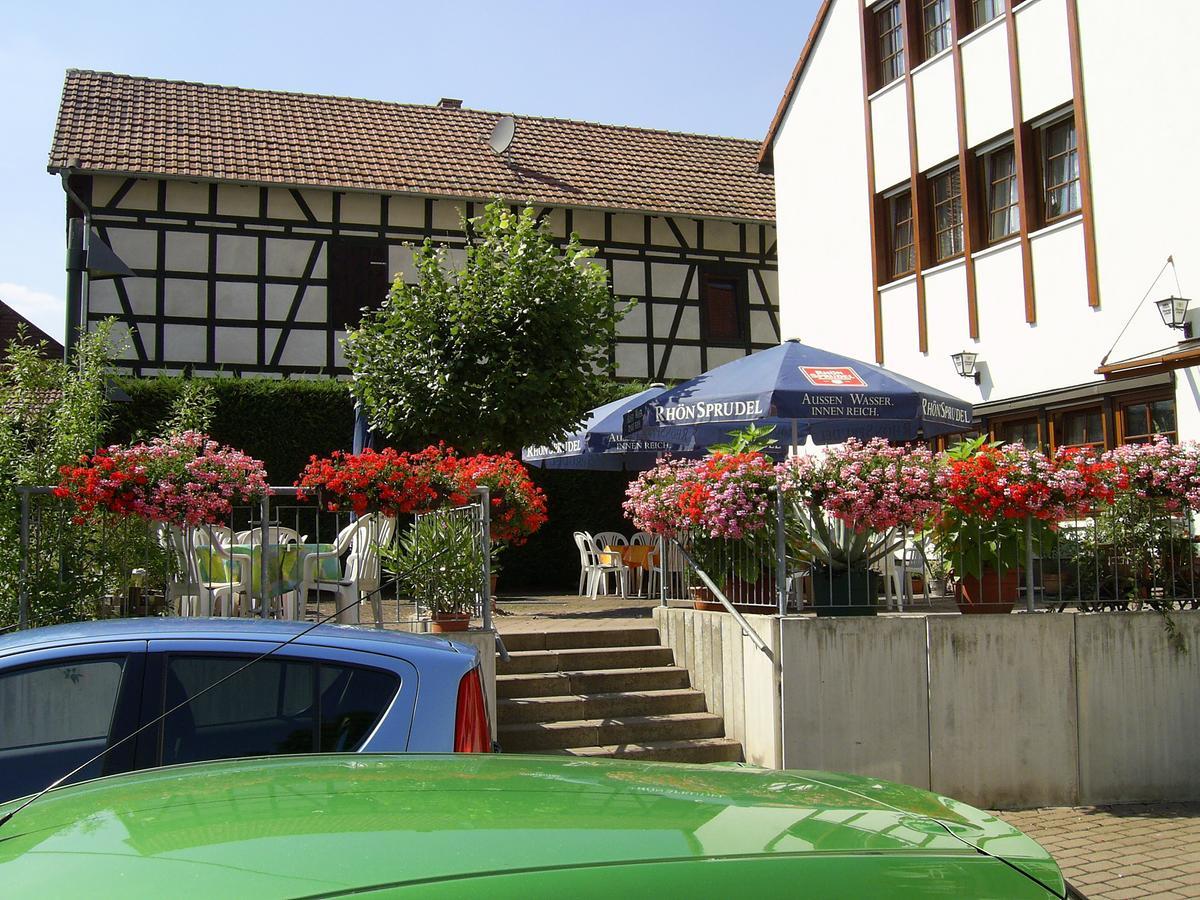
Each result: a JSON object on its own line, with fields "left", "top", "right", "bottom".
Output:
{"left": 0, "top": 618, "right": 490, "bottom": 803}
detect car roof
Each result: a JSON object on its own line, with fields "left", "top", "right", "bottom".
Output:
{"left": 0, "top": 754, "right": 1064, "bottom": 897}
{"left": 0, "top": 618, "right": 473, "bottom": 664}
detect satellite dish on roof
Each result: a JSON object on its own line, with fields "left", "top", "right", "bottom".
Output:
{"left": 488, "top": 115, "right": 516, "bottom": 154}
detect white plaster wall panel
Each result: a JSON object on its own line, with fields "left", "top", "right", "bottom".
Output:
{"left": 610, "top": 260, "right": 645, "bottom": 297}
{"left": 609, "top": 213, "right": 642, "bottom": 245}
{"left": 707, "top": 347, "right": 746, "bottom": 369}
{"left": 276, "top": 330, "right": 326, "bottom": 368}
{"left": 340, "top": 191, "right": 380, "bottom": 226}
{"left": 266, "top": 284, "right": 326, "bottom": 322}
{"left": 121, "top": 278, "right": 155, "bottom": 316}
{"left": 216, "top": 234, "right": 258, "bottom": 276}
{"left": 106, "top": 322, "right": 154, "bottom": 361}
{"left": 961, "top": 19, "right": 1014, "bottom": 147}
{"left": 116, "top": 179, "right": 158, "bottom": 210}
{"left": 540, "top": 207, "right": 567, "bottom": 238}
{"left": 214, "top": 327, "right": 257, "bottom": 365}
{"left": 91, "top": 176, "right": 123, "bottom": 208}
{"left": 651, "top": 304, "right": 683, "bottom": 342}
{"left": 388, "top": 195, "right": 424, "bottom": 228}
{"left": 267, "top": 188, "right": 305, "bottom": 220}
{"left": 664, "top": 345, "right": 701, "bottom": 381}
{"left": 615, "top": 299, "right": 646, "bottom": 337}
{"left": 1077, "top": 1, "right": 1200, "bottom": 384}
{"left": 1014, "top": 0, "right": 1072, "bottom": 120}
{"left": 910, "top": 262, "right": 972, "bottom": 390}
{"left": 443, "top": 248, "right": 467, "bottom": 272}
{"left": 430, "top": 200, "right": 464, "bottom": 231}
{"left": 165, "top": 324, "right": 207, "bottom": 363}
{"left": 651, "top": 216, "right": 696, "bottom": 249}
{"left": 870, "top": 82, "right": 911, "bottom": 191}
{"left": 388, "top": 245, "right": 418, "bottom": 284}
{"left": 751, "top": 269, "right": 778, "bottom": 305}
{"left": 164, "top": 231, "right": 209, "bottom": 273}
{"left": 215, "top": 281, "right": 257, "bottom": 320}
{"left": 163, "top": 279, "right": 207, "bottom": 318}
{"left": 105, "top": 227, "right": 158, "bottom": 270}
{"left": 571, "top": 209, "right": 605, "bottom": 242}
{"left": 88, "top": 281, "right": 122, "bottom": 315}
{"left": 675, "top": 307, "right": 701, "bottom": 341}
{"left": 300, "top": 190, "right": 332, "bottom": 222}
{"left": 704, "top": 220, "right": 740, "bottom": 253}
{"left": 762, "top": 225, "right": 777, "bottom": 254}
{"left": 877, "top": 279, "right": 919, "bottom": 372}
{"left": 912, "top": 55, "right": 959, "bottom": 171}
{"left": 266, "top": 239, "right": 322, "bottom": 278}
{"left": 1177, "top": 369, "right": 1200, "bottom": 443}
{"left": 614, "top": 342, "right": 648, "bottom": 379}
{"left": 333, "top": 333, "right": 347, "bottom": 369}
{"left": 217, "top": 184, "right": 260, "bottom": 218}
{"left": 649, "top": 262, "right": 691, "bottom": 300}
{"left": 165, "top": 181, "right": 209, "bottom": 214}
{"left": 772, "top": 0, "right": 872, "bottom": 350}
{"left": 750, "top": 310, "right": 777, "bottom": 344}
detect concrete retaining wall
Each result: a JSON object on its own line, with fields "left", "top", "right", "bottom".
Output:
{"left": 656, "top": 607, "right": 1200, "bottom": 809}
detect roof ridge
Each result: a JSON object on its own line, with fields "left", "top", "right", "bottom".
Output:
{"left": 64, "top": 69, "right": 763, "bottom": 146}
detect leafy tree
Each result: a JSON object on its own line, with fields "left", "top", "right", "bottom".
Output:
{"left": 344, "top": 201, "right": 627, "bottom": 451}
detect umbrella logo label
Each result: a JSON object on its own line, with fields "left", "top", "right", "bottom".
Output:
{"left": 799, "top": 366, "right": 867, "bottom": 388}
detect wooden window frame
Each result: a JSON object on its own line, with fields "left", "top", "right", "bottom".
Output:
{"left": 922, "top": 0, "right": 952, "bottom": 59}
{"left": 697, "top": 267, "right": 749, "bottom": 348}
{"left": 873, "top": 1, "right": 906, "bottom": 90}
{"left": 970, "top": 0, "right": 1003, "bottom": 29}
{"left": 327, "top": 236, "right": 390, "bottom": 330}
{"left": 989, "top": 413, "right": 1042, "bottom": 451}
{"left": 886, "top": 189, "right": 915, "bottom": 279}
{"left": 1050, "top": 403, "right": 1107, "bottom": 453}
{"left": 981, "top": 143, "right": 1020, "bottom": 244}
{"left": 1039, "top": 114, "right": 1082, "bottom": 225}
{"left": 1116, "top": 391, "right": 1178, "bottom": 445}
{"left": 929, "top": 166, "right": 964, "bottom": 263}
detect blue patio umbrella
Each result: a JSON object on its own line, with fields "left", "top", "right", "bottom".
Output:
{"left": 623, "top": 339, "right": 975, "bottom": 450}
{"left": 523, "top": 385, "right": 725, "bottom": 471}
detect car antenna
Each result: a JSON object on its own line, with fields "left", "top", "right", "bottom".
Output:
{"left": 0, "top": 542, "right": 452, "bottom": 835}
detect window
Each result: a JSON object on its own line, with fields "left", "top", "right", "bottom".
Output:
{"left": 876, "top": 2, "right": 905, "bottom": 87}
{"left": 889, "top": 191, "right": 915, "bottom": 278}
{"left": 1056, "top": 406, "right": 1105, "bottom": 451}
{"left": 0, "top": 658, "right": 126, "bottom": 802}
{"left": 1121, "top": 397, "right": 1177, "bottom": 444}
{"left": 993, "top": 416, "right": 1040, "bottom": 451}
{"left": 328, "top": 238, "right": 390, "bottom": 330}
{"left": 699, "top": 271, "right": 746, "bottom": 345}
{"left": 923, "top": 0, "right": 952, "bottom": 59}
{"left": 972, "top": 0, "right": 1003, "bottom": 28}
{"left": 160, "top": 655, "right": 399, "bottom": 766}
{"left": 931, "top": 168, "right": 964, "bottom": 262}
{"left": 1041, "top": 117, "right": 1081, "bottom": 221}
{"left": 984, "top": 145, "right": 1020, "bottom": 242}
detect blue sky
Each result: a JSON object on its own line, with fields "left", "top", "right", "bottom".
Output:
{"left": 0, "top": 0, "right": 820, "bottom": 341}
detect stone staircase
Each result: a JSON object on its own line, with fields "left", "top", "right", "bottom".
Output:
{"left": 496, "top": 627, "right": 742, "bottom": 762}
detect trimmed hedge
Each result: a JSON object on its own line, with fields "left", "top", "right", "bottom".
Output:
{"left": 105, "top": 375, "right": 642, "bottom": 592}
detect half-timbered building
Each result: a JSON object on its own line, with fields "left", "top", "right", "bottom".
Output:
{"left": 49, "top": 70, "right": 778, "bottom": 381}
{"left": 763, "top": 0, "right": 1200, "bottom": 448}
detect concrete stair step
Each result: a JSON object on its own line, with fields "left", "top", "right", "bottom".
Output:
{"left": 498, "top": 688, "right": 708, "bottom": 725}
{"left": 497, "top": 666, "right": 692, "bottom": 699}
{"left": 497, "top": 645, "right": 674, "bottom": 676}
{"left": 548, "top": 737, "right": 745, "bottom": 764}
{"left": 500, "top": 628, "right": 662, "bottom": 653}
{"left": 499, "top": 711, "right": 725, "bottom": 752}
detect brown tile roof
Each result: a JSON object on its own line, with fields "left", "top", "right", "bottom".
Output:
{"left": 50, "top": 70, "right": 775, "bottom": 222}
{"left": 758, "top": 0, "right": 834, "bottom": 168}
{"left": 0, "top": 299, "right": 63, "bottom": 361}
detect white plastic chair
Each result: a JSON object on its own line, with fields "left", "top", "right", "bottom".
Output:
{"left": 627, "top": 532, "right": 659, "bottom": 597}
{"left": 236, "top": 526, "right": 307, "bottom": 545}
{"left": 629, "top": 532, "right": 655, "bottom": 546}
{"left": 594, "top": 531, "right": 628, "bottom": 549}
{"left": 573, "top": 531, "right": 594, "bottom": 596}
{"left": 296, "top": 514, "right": 397, "bottom": 625}
{"left": 584, "top": 532, "right": 628, "bottom": 600}
{"left": 890, "top": 544, "right": 931, "bottom": 608}
{"left": 184, "top": 525, "right": 253, "bottom": 617}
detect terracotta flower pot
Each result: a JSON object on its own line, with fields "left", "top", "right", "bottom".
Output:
{"left": 689, "top": 584, "right": 771, "bottom": 615}
{"left": 430, "top": 611, "right": 471, "bottom": 633}
{"left": 956, "top": 568, "right": 1019, "bottom": 614}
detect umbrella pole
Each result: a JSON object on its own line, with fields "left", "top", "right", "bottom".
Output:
{"left": 790, "top": 420, "right": 798, "bottom": 458}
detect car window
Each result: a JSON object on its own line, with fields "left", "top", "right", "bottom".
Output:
{"left": 0, "top": 657, "right": 126, "bottom": 801}
{"left": 160, "top": 655, "right": 399, "bottom": 765}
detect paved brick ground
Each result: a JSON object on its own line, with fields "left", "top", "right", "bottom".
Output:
{"left": 997, "top": 804, "right": 1200, "bottom": 898}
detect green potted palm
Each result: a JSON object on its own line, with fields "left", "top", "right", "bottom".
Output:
{"left": 384, "top": 515, "right": 484, "bottom": 632}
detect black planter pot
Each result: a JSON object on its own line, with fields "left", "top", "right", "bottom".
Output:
{"left": 812, "top": 567, "right": 879, "bottom": 617}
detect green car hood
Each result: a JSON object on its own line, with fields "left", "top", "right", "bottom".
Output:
{"left": 0, "top": 755, "right": 1063, "bottom": 898}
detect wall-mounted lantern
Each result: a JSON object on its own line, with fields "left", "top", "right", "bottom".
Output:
{"left": 951, "top": 350, "right": 981, "bottom": 385}
{"left": 1156, "top": 296, "right": 1191, "bottom": 337}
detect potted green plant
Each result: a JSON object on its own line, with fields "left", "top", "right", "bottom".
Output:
{"left": 384, "top": 515, "right": 484, "bottom": 632}
{"left": 779, "top": 438, "right": 939, "bottom": 617}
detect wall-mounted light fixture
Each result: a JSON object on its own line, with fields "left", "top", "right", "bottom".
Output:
{"left": 951, "top": 350, "right": 981, "bottom": 384}
{"left": 1156, "top": 296, "right": 1191, "bottom": 337}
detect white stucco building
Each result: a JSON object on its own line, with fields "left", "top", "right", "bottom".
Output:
{"left": 762, "top": 0, "right": 1200, "bottom": 449}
